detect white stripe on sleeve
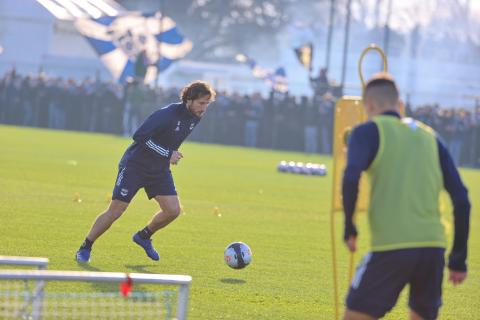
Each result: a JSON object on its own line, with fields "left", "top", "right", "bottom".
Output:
{"left": 146, "top": 139, "right": 169, "bottom": 157}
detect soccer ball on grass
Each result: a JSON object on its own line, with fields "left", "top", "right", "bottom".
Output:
{"left": 224, "top": 242, "right": 252, "bottom": 269}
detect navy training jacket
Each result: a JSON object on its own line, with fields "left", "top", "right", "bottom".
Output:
{"left": 119, "top": 102, "right": 200, "bottom": 172}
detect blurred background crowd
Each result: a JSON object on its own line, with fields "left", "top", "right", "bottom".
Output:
{"left": 1, "top": 69, "right": 479, "bottom": 168}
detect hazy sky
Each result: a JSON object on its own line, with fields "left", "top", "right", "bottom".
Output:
{"left": 355, "top": 0, "right": 480, "bottom": 34}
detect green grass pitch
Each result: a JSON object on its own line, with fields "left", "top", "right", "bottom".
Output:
{"left": 0, "top": 125, "right": 478, "bottom": 319}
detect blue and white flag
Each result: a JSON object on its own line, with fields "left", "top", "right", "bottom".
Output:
{"left": 236, "top": 54, "right": 288, "bottom": 93}
{"left": 75, "top": 11, "right": 192, "bottom": 83}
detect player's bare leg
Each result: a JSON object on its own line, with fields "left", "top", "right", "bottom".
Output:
{"left": 410, "top": 309, "right": 424, "bottom": 320}
{"left": 86, "top": 200, "right": 129, "bottom": 241}
{"left": 132, "top": 195, "right": 180, "bottom": 261}
{"left": 344, "top": 309, "right": 376, "bottom": 320}
{"left": 76, "top": 200, "right": 129, "bottom": 262}
{"left": 148, "top": 195, "right": 181, "bottom": 232}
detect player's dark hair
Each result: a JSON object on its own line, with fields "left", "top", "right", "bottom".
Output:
{"left": 180, "top": 81, "right": 216, "bottom": 103}
{"left": 363, "top": 72, "right": 399, "bottom": 108}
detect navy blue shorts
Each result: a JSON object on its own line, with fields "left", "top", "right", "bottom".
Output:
{"left": 112, "top": 165, "right": 177, "bottom": 203}
{"left": 346, "top": 247, "right": 445, "bottom": 320}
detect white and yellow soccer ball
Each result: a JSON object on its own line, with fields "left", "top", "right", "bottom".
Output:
{"left": 224, "top": 242, "right": 252, "bottom": 269}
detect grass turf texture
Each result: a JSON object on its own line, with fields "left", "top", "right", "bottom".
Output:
{"left": 0, "top": 124, "right": 478, "bottom": 319}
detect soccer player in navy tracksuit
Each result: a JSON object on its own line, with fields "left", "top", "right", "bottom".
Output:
{"left": 76, "top": 81, "right": 216, "bottom": 263}
{"left": 342, "top": 73, "right": 470, "bottom": 320}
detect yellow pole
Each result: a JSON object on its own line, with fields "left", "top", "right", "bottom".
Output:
{"left": 330, "top": 207, "right": 340, "bottom": 320}
{"left": 331, "top": 43, "right": 388, "bottom": 319}
{"left": 330, "top": 89, "right": 341, "bottom": 319}
{"left": 358, "top": 44, "right": 389, "bottom": 90}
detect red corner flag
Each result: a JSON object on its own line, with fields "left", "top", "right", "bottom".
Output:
{"left": 120, "top": 274, "right": 133, "bottom": 297}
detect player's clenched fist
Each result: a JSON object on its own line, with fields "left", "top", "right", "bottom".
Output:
{"left": 170, "top": 151, "right": 183, "bottom": 165}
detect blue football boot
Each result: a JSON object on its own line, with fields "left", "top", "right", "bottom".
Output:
{"left": 76, "top": 247, "right": 91, "bottom": 263}
{"left": 133, "top": 233, "right": 160, "bottom": 261}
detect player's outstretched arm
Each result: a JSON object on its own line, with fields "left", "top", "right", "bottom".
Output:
{"left": 342, "top": 124, "right": 378, "bottom": 250}
{"left": 437, "top": 138, "right": 471, "bottom": 283}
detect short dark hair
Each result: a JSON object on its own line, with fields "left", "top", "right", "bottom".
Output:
{"left": 180, "top": 81, "right": 216, "bottom": 103}
{"left": 363, "top": 72, "right": 399, "bottom": 108}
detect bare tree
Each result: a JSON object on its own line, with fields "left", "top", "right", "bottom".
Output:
{"left": 163, "top": 0, "right": 293, "bottom": 61}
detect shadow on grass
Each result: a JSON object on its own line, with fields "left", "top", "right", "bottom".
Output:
{"left": 220, "top": 278, "right": 246, "bottom": 284}
{"left": 76, "top": 262, "right": 121, "bottom": 293}
{"left": 124, "top": 264, "right": 157, "bottom": 274}
{"left": 76, "top": 262, "right": 102, "bottom": 272}
{"left": 74, "top": 263, "right": 160, "bottom": 293}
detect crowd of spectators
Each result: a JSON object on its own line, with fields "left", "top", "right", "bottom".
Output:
{"left": 1, "top": 70, "right": 479, "bottom": 168}
{"left": 410, "top": 104, "right": 480, "bottom": 168}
